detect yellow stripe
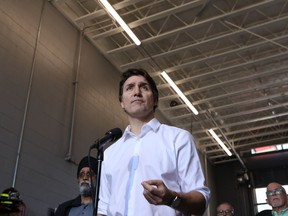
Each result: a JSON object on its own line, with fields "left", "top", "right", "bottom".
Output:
{"left": 0, "top": 193, "right": 9, "bottom": 198}
{"left": 1, "top": 200, "right": 13, "bottom": 204}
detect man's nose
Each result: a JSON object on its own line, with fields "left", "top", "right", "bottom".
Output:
{"left": 133, "top": 87, "right": 142, "bottom": 96}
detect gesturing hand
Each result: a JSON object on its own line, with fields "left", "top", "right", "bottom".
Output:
{"left": 141, "top": 180, "right": 175, "bottom": 206}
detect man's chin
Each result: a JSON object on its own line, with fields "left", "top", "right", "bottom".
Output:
{"left": 80, "top": 189, "right": 93, "bottom": 196}
{"left": 81, "top": 192, "right": 92, "bottom": 197}
{"left": 271, "top": 202, "right": 282, "bottom": 208}
{"left": 80, "top": 185, "right": 92, "bottom": 193}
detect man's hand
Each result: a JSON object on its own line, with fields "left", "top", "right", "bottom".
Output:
{"left": 141, "top": 180, "right": 175, "bottom": 206}
{"left": 141, "top": 180, "right": 207, "bottom": 215}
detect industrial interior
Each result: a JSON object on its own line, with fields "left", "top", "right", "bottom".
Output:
{"left": 0, "top": 0, "right": 288, "bottom": 215}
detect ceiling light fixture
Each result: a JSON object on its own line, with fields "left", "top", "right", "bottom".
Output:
{"left": 99, "top": 0, "right": 141, "bottom": 46}
{"left": 161, "top": 71, "right": 198, "bottom": 115}
{"left": 208, "top": 129, "right": 232, "bottom": 156}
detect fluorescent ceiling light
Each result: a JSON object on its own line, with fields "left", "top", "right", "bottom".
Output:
{"left": 161, "top": 71, "right": 198, "bottom": 115}
{"left": 99, "top": 0, "right": 141, "bottom": 46}
{"left": 208, "top": 129, "right": 232, "bottom": 156}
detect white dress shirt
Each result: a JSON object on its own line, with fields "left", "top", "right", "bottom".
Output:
{"left": 97, "top": 118, "right": 210, "bottom": 216}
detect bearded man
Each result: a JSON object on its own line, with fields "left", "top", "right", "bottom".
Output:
{"left": 55, "top": 156, "right": 97, "bottom": 216}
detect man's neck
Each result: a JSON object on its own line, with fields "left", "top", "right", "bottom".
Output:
{"left": 273, "top": 205, "right": 288, "bottom": 213}
{"left": 128, "top": 116, "right": 154, "bottom": 136}
{"left": 81, "top": 196, "right": 93, "bottom": 205}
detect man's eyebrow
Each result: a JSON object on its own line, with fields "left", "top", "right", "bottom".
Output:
{"left": 139, "top": 82, "right": 149, "bottom": 86}
{"left": 125, "top": 81, "right": 149, "bottom": 86}
{"left": 124, "top": 82, "right": 135, "bottom": 87}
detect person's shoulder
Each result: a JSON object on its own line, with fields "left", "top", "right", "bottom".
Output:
{"left": 57, "top": 198, "right": 75, "bottom": 207}
{"left": 55, "top": 195, "right": 81, "bottom": 214}
{"left": 255, "top": 209, "right": 272, "bottom": 216}
{"left": 160, "top": 123, "right": 191, "bottom": 135}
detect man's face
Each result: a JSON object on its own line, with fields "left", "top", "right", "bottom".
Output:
{"left": 266, "top": 184, "right": 287, "bottom": 209}
{"left": 120, "top": 75, "right": 156, "bottom": 120}
{"left": 217, "top": 203, "right": 234, "bottom": 216}
{"left": 78, "top": 167, "right": 96, "bottom": 197}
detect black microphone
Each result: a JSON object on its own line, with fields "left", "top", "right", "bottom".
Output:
{"left": 90, "top": 128, "right": 122, "bottom": 149}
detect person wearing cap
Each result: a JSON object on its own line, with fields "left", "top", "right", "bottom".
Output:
{"left": 266, "top": 182, "right": 288, "bottom": 216}
{"left": 54, "top": 156, "right": 98, "bottom": 216}
{"left": 0, "top": 187, "right": 25, "bottom": 216}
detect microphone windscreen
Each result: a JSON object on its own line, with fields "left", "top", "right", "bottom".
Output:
{"left": 107, "top": 128, "right": 122, "bottom": 141}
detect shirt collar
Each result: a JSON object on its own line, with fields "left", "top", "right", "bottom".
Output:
{"left": 122, "top": 118, "right": 160, "bottom": 139}
{"left": 272, "top": 207, "right": 288, "bottom": 216}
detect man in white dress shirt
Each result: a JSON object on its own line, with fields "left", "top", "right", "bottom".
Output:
{"left": 97, "top": 68, "right": 210, "bottom": 216}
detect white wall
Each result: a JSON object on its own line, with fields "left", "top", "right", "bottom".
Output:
{"left": 0, "top": 0, "right": 128, "bottom": 215}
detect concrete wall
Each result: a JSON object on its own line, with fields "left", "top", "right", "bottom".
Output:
{"left": 0, "top": 0, "right": 128, "bottom": 215}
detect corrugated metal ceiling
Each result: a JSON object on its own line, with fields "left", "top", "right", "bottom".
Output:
{"left": 51, "top": 0, "right": 288, "bottom": 165}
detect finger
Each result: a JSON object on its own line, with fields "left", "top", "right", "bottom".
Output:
{"left": 142, "top": 182, "right": 158, "bottom": 192}
{"left": 142, "top": 179, "right": 162, "bottom": 187}
{"left": 143, "top": 189, "right": 156, "bottom": 204}
{"left": 143, "top": 189, "right": 162, "bottom": 205}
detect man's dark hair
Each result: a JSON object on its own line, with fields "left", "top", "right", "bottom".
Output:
{"left": 119, "top": 68, "right": 159, "bottom": 110}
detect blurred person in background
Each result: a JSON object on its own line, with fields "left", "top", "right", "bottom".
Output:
{"left": 216, "top": 202, "right": 234, "bottom": 216}
{"left": 54, "top": 156, "right": 98, "bottom": 216}
{"left": 266, "top": 182, "right": 288, "bottom": 216}
{"left": 0, "top": 187, "right": 25, "bottom": 216}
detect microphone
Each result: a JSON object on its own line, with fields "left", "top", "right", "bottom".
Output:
{"left": 90, "top": 128, "right": 122, "bottom": 149}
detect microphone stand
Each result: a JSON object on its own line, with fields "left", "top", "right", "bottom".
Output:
{"left": 92, "top": 143, "right": 104, "bottom": 216}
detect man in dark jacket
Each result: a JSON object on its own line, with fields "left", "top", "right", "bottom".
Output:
{"left": 55, "top": 156, "right": 98, "bottom": 216}
{"left": 255, "top": 209, "right": 272, "bottom": 216}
